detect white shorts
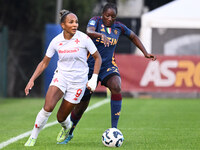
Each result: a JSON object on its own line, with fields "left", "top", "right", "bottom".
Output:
{"left": 49, "top": 71, "right": 87, "bottom": 104}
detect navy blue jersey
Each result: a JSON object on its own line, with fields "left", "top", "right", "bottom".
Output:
{"left": 87, "top": 16, "right": 131, "bottom": 69}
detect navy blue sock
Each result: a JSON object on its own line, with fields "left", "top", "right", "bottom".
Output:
{"left": 69, "top": 111, "right": 82, "bottom": 135}
{"left": 111, "top": 94, "right": 122, "bottom": 128}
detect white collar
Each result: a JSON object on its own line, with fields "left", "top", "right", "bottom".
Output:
{"left": 61, "top": 30, "right": 79, "bottom": 41}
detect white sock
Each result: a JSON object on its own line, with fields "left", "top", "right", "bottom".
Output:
{"left": 30, "top": 108, "right": 52, "bottom": 139}
{"left": 59, "top": 115, "right": 71, "bottom": 130}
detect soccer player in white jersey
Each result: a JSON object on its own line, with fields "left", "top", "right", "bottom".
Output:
{"left": 24, "top": 9, "right": 102, "bottom": 146}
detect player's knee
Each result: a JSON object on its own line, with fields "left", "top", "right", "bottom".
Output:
{"left": 110, "top": 84, "right": 121, "bottom": 94}
{"left": 43, "top": 105, "right": 54, "bottom": 112}
{"left": 116, "top": 85, "right": 121, "bottom": 93}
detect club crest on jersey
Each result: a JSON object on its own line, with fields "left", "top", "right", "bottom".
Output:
{"left": 75, "top": 38, "right": 80, "bottom": 44}
{"left": 89, "top": 20, "right": 96, "bottom": 26}
{"left": 106, "top": 27, "right": 111, "bottom": 34}
{"left": 114, "top": 29, "right": 118, "bottom": 35}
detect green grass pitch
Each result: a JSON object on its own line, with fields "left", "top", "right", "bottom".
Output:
{"left": 0, "top": 97, "right": 200, "bottom": 150}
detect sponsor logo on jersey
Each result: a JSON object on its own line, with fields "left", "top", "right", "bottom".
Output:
{"left": 96, "top": 37, "right": 118, "bottom": 46}
{"left": 101, "top": 28, "right": 105, "bottom": 32}
{"left": 58, "top": 48, "right": 79, "bottom": 53}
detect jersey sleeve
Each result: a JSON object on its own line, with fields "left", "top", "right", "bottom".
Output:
{"left": 87, "top": 16, "right": 99, "bottom": 28}
{"left": 45, "top": 40, "right": 56, "bottom": 58}
{"left": 85, "top": 36, "right": 97, "bottom": 55}
{"left": 118, "top": 22, "right": 132, "bottom": 37}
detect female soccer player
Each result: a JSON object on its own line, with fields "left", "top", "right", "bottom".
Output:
{"left": 57, "top": 3, "right": 157, "bottom": 144}
{"left": 24, "top": 9, "right": 102, "bottom": 146}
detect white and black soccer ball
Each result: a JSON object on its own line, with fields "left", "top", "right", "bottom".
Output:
{"left": 102, "top": 128, "right": 124, "bottom": 147}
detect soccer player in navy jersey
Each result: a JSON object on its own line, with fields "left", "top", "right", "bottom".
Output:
{"left": 57, "top": 3, "right": 157, "bottom": 144}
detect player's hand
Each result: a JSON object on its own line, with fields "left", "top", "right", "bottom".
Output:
{"left": 101, "top": 34, "right": 111, "bottom": 47}
{"left": 145, "top": 54, "right": 157, "bottom": 61}
{"left": 25, "top": 80, "right": 34, "bottom": 96}
{"left": 87, "top": 74, "right": 98, "bottom": 92}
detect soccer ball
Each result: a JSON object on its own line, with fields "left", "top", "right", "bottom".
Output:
{"left": 102, "top": 128, "right": 124, "bottom": 147}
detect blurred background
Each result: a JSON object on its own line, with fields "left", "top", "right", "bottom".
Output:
{"left": 1, "top": 0, "right": 200, "bottom": 98}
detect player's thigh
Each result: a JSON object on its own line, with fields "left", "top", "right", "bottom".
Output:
{"left": 44, "top": 70, "right": 66, "bottom": 111}
{"left": 44, "top": 85, "right": 64, "bottom": 112}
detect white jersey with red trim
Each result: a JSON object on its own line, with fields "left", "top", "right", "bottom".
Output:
{"left": 45, "top": 30, "right": 97, "bottom": 83}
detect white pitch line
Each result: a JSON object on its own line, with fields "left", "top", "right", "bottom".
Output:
{"left": 0, "top": 98, "right": 109, "bottom": 149}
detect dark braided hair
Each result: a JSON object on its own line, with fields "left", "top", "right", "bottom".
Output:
{"left": 102, "top": 3, "right": 117, "bottom": 14}
{"left": 60, "top": 9, "right": 71, "bottom": 23}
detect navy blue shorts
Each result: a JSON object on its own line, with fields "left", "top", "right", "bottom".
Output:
{"left": 82, "top": 64, "right": 120, "bottom": 99}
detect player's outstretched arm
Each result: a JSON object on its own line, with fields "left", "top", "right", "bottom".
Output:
{"left": 129, "top": 31, "right": 156, "bottom": 61}
{"left": 25, "top": 56, "right": 51, "bottom": 95}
